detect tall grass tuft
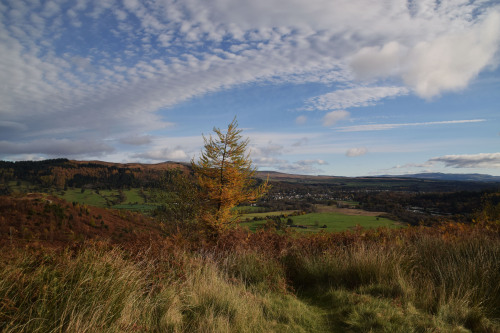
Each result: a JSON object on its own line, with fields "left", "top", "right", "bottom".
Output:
{"left": 0, "top": 244, "right": 323, "bottom": 332}
{"left": 0, "top": 246, "right": 153, "bottom": 332}
{"left": 405, "top": 234, "right": 500, "bottom": 330}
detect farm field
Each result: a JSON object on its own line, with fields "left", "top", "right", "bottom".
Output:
{"left": 240, "top": 205, "right": 401, "bottom": 232}
{"left": 287, "top": 212, "right": 400, "bottom": 232}
{"left": 239, "top": 210, "right": 298, "bottom": 220}
{"left": 58, "top": 188, "right": 155, "bottom": 212}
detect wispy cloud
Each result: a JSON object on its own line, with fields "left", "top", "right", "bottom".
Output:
{"left": 346, "top": 147, "right": 368, "bottom": 157}
{"left": 337, "top": 119, "right": 486, "bottom": 132}
{"left": 253, "top": 156, "right": 328, "bottom": 175}
{"left": 133, "top": 148, "right": 189, "bottom": 162}
{"left": 378, "top": 153, "right": 500, "bottom": 175}
{"left": 0, "top": 139, "right": 114, "bottom": 157}
{"left": 323, "top": 110, "right": 350, "bottom": 127}
{"left": 430, "top": 153, "right": 500, "bottom": 169}
{"left": 295, "top": 115, "right": 307, "bottom": 125}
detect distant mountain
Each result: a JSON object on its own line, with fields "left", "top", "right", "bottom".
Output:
{"left": 377, "top": 173, "right": 500, "bottom": 182}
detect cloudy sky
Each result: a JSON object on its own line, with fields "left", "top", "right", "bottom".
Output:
{"left": 1, "top": 0, "right": 499, "bottom": 176}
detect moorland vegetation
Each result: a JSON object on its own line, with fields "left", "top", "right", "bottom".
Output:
{"left": 1, "top": 119, "right": 500, "bottom": 332}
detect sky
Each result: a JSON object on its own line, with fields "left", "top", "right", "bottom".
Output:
{"left": 0, "top": 0, "right": 499, "bottom": 176}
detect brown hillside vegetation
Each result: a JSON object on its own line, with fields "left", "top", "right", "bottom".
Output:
{"left": 0, "top": 194, "right": 164, "bottom": 248}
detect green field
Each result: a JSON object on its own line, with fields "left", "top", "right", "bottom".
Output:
{"left": 111, "top": 203, "right": 156, "bottom": 213}
{"left": 60, "top": 189, "right": 109, "bottom": 207}
{"left": 4, "top": 183, "right": 158, "bottom": 213}
{"left": 239, "top": 210, "right": 298, "bottom": 220}
{"left": 234, "top": 205, "right": 270, "bottom": 214}
{"left": 59, "top": 188, "right": 153, "bottom": 211}
{"left": 240, "top": 211, "right": 401, "bottom": 233}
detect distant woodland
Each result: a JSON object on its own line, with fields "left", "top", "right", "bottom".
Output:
{"left": 1, "top": 158, "right": 499, "bottom": 227}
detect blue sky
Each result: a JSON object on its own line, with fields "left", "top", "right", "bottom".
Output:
{"left": 0, "top": 0, "right": 499, "bottom": 176}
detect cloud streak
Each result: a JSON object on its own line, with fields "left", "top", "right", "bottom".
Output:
{"left": 430, "top": 153, "right": 500, "bottom": 169}
{"left": 0, "top": 139, "right": 114, "bottom": 158}
{"left": 337, "top": 119, "right": 486, "bottom": 132}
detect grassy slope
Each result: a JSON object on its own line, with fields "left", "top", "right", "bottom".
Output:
{"left": 0, "top": 194, "right": 163, "bottom": 247}
{"left": 1, "top": 224, "right": 499, "bottom": 332}
{"left": 59, "top": 188, "right": 155, "bottom": 213}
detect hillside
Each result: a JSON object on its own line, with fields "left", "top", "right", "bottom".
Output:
{"left": 0, "top": 194, "right": 164, "bottom": 248}
{"left": 0, "top": 159, "right": 190, "bottom": 193}
{"left": 2, "top": 159, "right": 499, "bottom": 194}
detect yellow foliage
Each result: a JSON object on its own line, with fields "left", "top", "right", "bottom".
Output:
{"left": 192, "top": 118, "right": 269, "bottom": 236}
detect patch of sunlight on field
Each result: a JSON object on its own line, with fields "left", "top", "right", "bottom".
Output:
{"left": 291, "top": 212, "right": 400, "bottom": 232}
{"left": 240, "top": 211, "right": 402, "bottom": 233}
{"left": 61, "top": 189, "right": 108, "bottom": 207}
{"left": 122, "top": 189, "right": 145, "bottom": 204}
{"left": 239, "top": 210, "right": 298, "bottom": 220}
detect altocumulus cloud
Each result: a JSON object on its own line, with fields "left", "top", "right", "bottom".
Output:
{"left": 0, "top": 0, "right": 499, "bottom": 161}
{"left": 306, "top": 86, "right": 409, "bottom": 111}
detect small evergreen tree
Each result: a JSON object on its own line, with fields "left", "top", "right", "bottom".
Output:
{"left": 151, "top": 169, "right": 200, "bottom": 232}
{"left": 192, "top": 118, "right": 269, "bottom": 236}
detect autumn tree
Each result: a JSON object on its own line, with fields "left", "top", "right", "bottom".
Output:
{"left": 192, "top": 118, "right": 269, "bottom": 236}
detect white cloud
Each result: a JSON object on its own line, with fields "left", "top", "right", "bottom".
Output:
{"left": 296, "top": 159, "right": 328, "bottom": 166}
{"left": 306, "top": 86, "right": 409, "bottom": 111}
{"left": 295, "top": 115, "right": 307, "bottom": 125}
{"left": 338, "top": 119, "right": 486, "bottom": 132}
{"left": 1, "top": 0, "right": 499, "bottom": 161}
{"left": 429, "top": 153, "right": 500, "bottom": 169}
{"left": 346, "top": 147, "right": 367, "bottom": 157}
{"left": 351, "top": 10, "right": 500, "bottom": 98}
{"left": 254, "top": 156, "right": 328, "bottom": 175}
{"left": 250, "top": 142, "right": 285, "bottom": 158}
{"left": 322, "top": 110, "right": 350, "bottom": 126}
{"left": 406, "top": 11, "right": 500, "bottom": 99}
{"left": 351, "top": 42, "right": 405, "bottom": 80}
